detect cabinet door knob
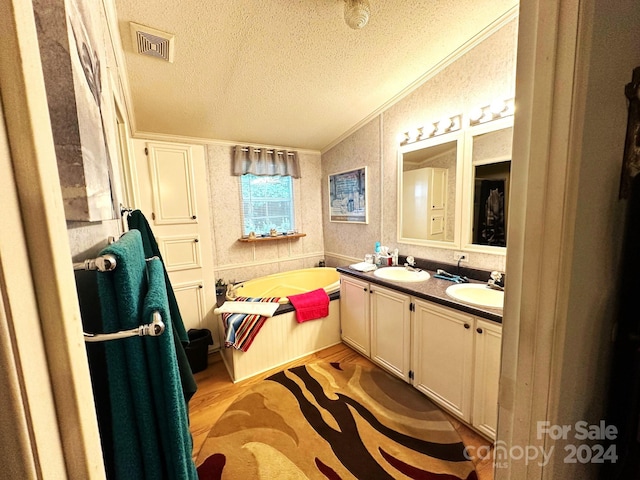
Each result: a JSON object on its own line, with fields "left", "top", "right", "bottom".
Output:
{"left": 476, "top": 327, "right": 483, "bottom": 334}
{"left": 464, "top": 323, "right": 470, "bottom": 329}
{"left": 363, "top": 287, "right": 367, "bottom": 292}
{"left": 194, "top": 238, "right": 199, "bottom": 243}
{"left": 192, "top": 215, "right": 197, "bottom": 220}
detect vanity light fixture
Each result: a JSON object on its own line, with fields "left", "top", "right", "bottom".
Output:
{"left": 469, "top": 98, "right": 515, "bottom": 126}
{"left": 399, "top": 114, "right": 461, "bottom": 145}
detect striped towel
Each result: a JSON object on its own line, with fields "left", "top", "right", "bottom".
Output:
{"left": 222, "top": 296, "right": 281, "bottom": 352}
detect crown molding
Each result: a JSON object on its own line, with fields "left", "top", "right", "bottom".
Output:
{"left": 132, "top": 130, "right": 322, "bottom": 155}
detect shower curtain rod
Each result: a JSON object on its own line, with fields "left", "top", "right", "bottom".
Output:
{"left": 84, "top": 311, "right": 165, "bottom": 343}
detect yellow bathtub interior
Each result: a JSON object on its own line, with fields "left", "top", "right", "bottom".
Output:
{"left": 230, "top": 267, "right": 340, "bottom": 303}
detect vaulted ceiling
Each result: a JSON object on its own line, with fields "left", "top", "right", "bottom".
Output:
{"left": 114, "top": 0, "right": 519, "bottom": 151}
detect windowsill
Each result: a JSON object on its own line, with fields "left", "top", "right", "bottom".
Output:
{"left": 237, "top": 233, "right": 306, "bottom": 243}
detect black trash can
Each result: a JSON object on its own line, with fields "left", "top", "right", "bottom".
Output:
{"left": 185, "top": 329, "right": 213, "bottom": 373}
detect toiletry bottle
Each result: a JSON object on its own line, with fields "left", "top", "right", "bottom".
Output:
{"left": 374, "top": 242, "right": 381, "bottom": 266}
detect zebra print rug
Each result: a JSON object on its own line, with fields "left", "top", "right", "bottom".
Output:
{"left": 196, "top": 362, "right": 478, "bottom": 479}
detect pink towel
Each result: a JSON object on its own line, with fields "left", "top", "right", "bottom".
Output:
{"left": 288, "top": 288, "right": 330, "bottom": 323}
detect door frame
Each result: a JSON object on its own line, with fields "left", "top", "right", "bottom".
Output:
{"left": 0, "top": 0, "right": 105, "bottom": 477}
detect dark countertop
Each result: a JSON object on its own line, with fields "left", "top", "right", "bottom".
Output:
{"left": 336, "top": 266, "right": 503, "bottom": 324}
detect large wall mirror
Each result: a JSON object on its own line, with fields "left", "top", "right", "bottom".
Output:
{"left": 461, "top": 116, "right": 514, "bottom": 253}
{"left": 397, "top": 112, "right": 513, "bottom": 255}
{"left": 398, "top": 131, "right": 463, "bottom": 246}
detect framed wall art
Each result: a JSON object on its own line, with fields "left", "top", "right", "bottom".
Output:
{"left": 328, "top": 166, "right": 368, "bottom": 223}
{"left": 34, "top": 0, "right": 118, "bottom": 221}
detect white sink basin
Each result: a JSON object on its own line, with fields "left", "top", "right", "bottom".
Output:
{"left": 446, "top": 283, "right": 504, "bottom": 309}
{"left": 373, "top": 267, "right": 430, "bottom": 283}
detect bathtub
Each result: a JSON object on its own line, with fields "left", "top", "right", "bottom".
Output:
{"left": 218, "top": 267, "right": 342, "bottom": 382}
{"left": 229, "top": 267, "right": 340, "bottom": 303}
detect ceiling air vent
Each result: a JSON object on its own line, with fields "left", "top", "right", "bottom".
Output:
{"left": 129, "top": 22, "right": 175, "bottom": 63}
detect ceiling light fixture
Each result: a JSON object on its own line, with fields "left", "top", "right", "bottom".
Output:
{"left": 344, "top": 0, "right": 370, "bottom": 29}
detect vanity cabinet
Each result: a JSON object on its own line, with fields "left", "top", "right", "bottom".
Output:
{"left": 339, "top": 273, "right": 502, "bottom": 439}
{"left": 370, "top": 285, "right": 412, "bottom": 381}
{"left": 340, "top": 277, "right": 411, "bottom": 381}
{"left": 412, "top": 300, "right": 474, "bottom": 420}
{"left": 472, "top": 318, "right": 502, "bottom": 439}
{"left": 339, "top": 275, "right": 371, "bottom": 356}
{"left": 412, "top": 299, "right": 501, "bottom": 439}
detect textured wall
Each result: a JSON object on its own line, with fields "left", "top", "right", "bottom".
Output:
{"left": 205, "top": 145, "right": 326, "bottom": 284}
{"left": 322, "top": 20, "right": 518, "bottom": 272}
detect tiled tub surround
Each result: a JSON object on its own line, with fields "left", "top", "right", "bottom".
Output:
{"left": 337, "top": 256, "right": 503, "bottom": 323}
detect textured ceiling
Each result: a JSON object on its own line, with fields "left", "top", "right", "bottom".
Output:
{"left": 114, "top": 0, "right": 518, "bottom": 151}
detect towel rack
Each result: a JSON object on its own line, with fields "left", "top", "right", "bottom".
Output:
{"left": 73, "top": 254, "right": 117, "bottom": 272}
{"left": 120, "top": 203, "right": 134, "bottom": 217}
{"left": 84, "top": 311, "right": 165, "bottom": 343}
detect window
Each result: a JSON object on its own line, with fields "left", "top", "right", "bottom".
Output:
{"left": 240, "top": 174, "right": 295, "bottom": 236}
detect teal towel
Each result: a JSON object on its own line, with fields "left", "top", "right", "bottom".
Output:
{"left": 97, "top": 230, "right": 155, "bottom": 478}
{"left": 127, "top": 210, "right": 188, "bottom": 343}
{"left": 143, "top": 258, "right": 198, "bottom": 479}
{"left": 127, "top": 209, "right": 198, "bottom": 404}
{"left": 96, "top": 231, "right": 197, "bottom": 479}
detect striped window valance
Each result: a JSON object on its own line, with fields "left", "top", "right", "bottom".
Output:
{"left": 232, "top": 145, "right": 301, "bottom": 178}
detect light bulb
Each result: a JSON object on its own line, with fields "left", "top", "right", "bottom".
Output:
{"left": 408, "top": 127, "right": 423, "bottom": 142}
{"left": 504, "top": 99, "right": 515, "bottom": 116}
{"left": 450, "top": 115, "right": 461, "bottom": 131}
{"left": 490, "top": 99, "right": 507, "bottom": 115}
{"left": 438, "top": 117, "right": 452, "bottom": 133}
{"left": 423, "top": 123, "right": 437, "bottom": 137}
{"left": 397, "top": 131, "right": 409, "bottom": 144}
{"left": 469, "top": 107, "right": 484, "bottom": 122}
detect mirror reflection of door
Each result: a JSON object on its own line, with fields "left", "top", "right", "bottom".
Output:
{"left": 400, "top": 137, "right": 457, "bottom": 243}
{"left": 469, "top": 125, "right": 513, "bottom": 248}
{"left": 402, "top": 167, "right": 448, "bottom": 240}
{"left": 472, "top": 161, "right": 510, "bottom": 247}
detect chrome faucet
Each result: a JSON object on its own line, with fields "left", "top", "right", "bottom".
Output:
{"left": 226, "top": 283, "right": 244, "bottom": 299}
{"left": 487, "top": 271, "right": 505, "bottom": 291}
{"left": 404, "top": 255, "right": 419, "bottom": 272}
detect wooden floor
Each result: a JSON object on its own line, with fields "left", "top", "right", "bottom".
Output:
{"left": 189, "top": 343, "right": 495, "bottom": 479}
